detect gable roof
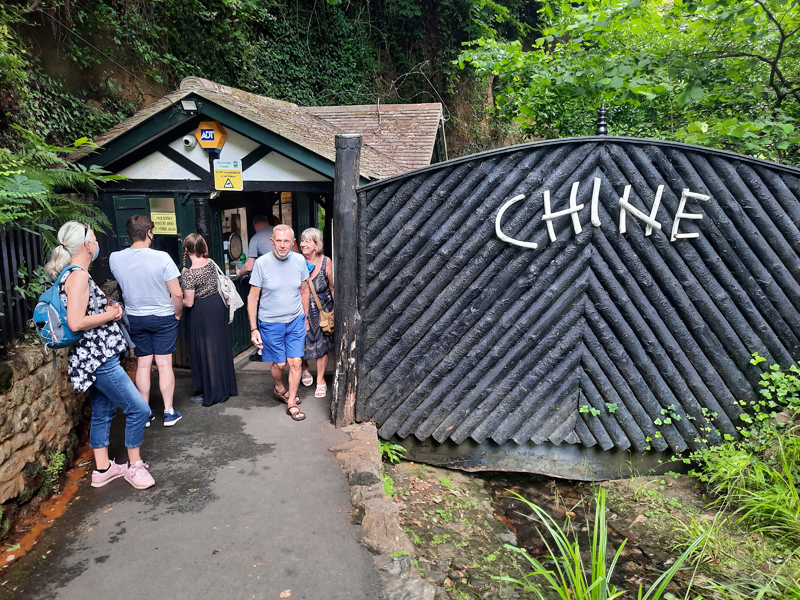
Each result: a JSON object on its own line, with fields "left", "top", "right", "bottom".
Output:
{"left": 308, "top": 104, "right": 443, "bottom": 172}
{"left": 77, "top": 77, "right": 443, "bottom": 181}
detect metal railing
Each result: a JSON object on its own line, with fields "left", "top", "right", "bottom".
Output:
{"left": 0, "top": 225, "right": 43, "bottom": 349}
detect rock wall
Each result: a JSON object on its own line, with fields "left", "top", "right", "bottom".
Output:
{"left": 0, "top": 345, "right": 88, "bottom": 505}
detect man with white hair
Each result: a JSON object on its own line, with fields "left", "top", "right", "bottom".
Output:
{"left": 247, "top": 224, "right": 310, "bottom": 421}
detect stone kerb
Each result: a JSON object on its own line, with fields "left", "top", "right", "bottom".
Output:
{"left": 0, "top": 345, "right": 87, "bottom": 507}
{"left": 331, "top": 423, "right": 439, "bottom": 600}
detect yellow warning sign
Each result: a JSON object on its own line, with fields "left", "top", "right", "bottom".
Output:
{"left": 213, "top": 159, "right": 243, "bottom": 191}
{"left": 151, "top": 212, "right": 178, "bottom": 235}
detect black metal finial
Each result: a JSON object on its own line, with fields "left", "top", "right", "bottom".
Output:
{"left": 595, "top": 104, "right": 608, "bottom": 136}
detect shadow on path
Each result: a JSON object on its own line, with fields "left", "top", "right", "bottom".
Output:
{"left": 0, "top": 371, "right": 381, "bottom": 600}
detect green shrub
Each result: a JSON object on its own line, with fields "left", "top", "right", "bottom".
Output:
{"left": 689, "top": 354, "right": 800, "bottom": 547}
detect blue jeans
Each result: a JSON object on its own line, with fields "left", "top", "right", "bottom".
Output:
{"left": 88, "top": 355, "right": 150, "bottom": 449}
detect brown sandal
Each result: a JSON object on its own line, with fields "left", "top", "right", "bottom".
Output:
{"left": 286, "top": 404, "right": 306, "bottom": 421}
{"left": 274, "top": 387, "right": 300, "bottom": 405}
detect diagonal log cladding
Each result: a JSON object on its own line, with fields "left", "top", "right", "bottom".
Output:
{"left": 356, "top": 138, "right": 800, "bottom": 457}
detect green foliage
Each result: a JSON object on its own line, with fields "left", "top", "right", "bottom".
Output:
{"left": 0, "top": 125, "right": 116, "bottom": 246}
{"left": 379, "top": 439, "right": 407, "bottom": 464}
{"left": 3, "top": 1, "right": 539, "bottom": 152}
{"left": 689, "top": 355, "right": 800, "bottom": 548}
{"left": 383, "top": 471, "right": 395, "bottom": 496}
{"left": 497, "top": 488, "right": 708, "bottom": 599}
{"left": 439, "top": 475, "right": 455, "bottom": 490}
{"left": 13, "top": 69, "right": 136, "bottom": 148}
{"left": 459, "top": 0, "right": 800, "bottom": 165}
{"left": 42, "top": 451, "right": 67, "bottom": 496}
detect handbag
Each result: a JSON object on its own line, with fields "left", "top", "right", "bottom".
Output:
{"left": 212, "top": 260, "right": 244, "bottom": 324}
{"left": 308, "top": 275, "right": 334, "bottom": 336}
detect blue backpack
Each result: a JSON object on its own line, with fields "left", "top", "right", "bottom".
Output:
{"left": 33, "top": 265, "right": 85, "bottom": 349}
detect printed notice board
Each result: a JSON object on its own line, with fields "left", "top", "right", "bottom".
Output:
{"left": 152, "top": 212, "right": 178, "bottom": 235}
{"left": 214, "top": 159, "right": 243, "bottom": 191}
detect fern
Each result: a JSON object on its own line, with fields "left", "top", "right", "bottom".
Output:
{"left": 0, "top": 125, "right": 116, "bottom": 248}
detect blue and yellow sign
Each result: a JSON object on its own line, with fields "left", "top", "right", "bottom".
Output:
{"left": 195, "top": 121, "right": 227, "bottom": 152}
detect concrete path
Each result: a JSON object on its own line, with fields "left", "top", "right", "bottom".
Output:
{"left": 0, "top": 365, "right": 382, "bottom": 600}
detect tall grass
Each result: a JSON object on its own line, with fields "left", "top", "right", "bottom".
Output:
{"left": 497, "top": 488, "right": 708, "bottom": 600}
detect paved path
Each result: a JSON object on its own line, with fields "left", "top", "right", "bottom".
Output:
{"left": 1, "top": 367, "right": 381, "bottom": 600}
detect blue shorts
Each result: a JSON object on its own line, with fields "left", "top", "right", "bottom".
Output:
{"left": 259, "top": 315, "right": 306, "bottom": 364}
{"left": 128, "top": 314, "right": 179, "bottom": 356}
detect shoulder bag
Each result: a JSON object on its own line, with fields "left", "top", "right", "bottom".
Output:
{"left": 211, "top": 260, "right": 244, "bottom": 324}
{"left": 307, "top": 275, "right": 334, "bottom": 336}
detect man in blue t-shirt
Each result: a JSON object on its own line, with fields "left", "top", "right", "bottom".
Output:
{"left": 110, "top": 215, "right": 183, "bottom": 427}
{"left": 248, "top": 224, "right": 310, "bottom": 421}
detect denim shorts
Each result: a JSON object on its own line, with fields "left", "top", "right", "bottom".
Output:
{"left": 259, "top": 315, "right": 306, "bottom": 364}
{"left": 128, "top": 314, "right": 179, "bottom": 356}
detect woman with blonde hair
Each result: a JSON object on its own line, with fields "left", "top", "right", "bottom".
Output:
{"left": 181, "top": 233, "right": 238, "bottom": 406}
{"left": 299, "top": 227, "right": 334, "bottom": 398}
{"left": 44, "top": 221, "right": 154, "bottom": 490}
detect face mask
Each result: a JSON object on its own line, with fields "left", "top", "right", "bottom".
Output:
{"left": 87, "top": 240, "right": 99, "bottom": 262}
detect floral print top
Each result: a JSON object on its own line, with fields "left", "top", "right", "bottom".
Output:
{"left": 59, "top": 268, "right": 128, "bottom": 393}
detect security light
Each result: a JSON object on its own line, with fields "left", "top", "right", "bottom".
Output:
{"left": 180, "top": 99, "right": 199, "bottom": 113}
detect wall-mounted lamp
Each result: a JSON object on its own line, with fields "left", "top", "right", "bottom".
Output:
{"left": 180, "top": 99, "right": 200, "bottom": 113}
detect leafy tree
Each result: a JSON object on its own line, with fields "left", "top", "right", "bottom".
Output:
{"left": 459, "top": 0, "right": 800, "bottom": 165}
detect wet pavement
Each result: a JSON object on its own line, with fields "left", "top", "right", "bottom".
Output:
{"left": 0, "top": 362, "right": 381, "bottom": 600}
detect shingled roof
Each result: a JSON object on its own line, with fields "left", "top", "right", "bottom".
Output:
{"left": 308, "top": 104, "right": 443, "bottom": 172}
{"left": 77, "top": 77, "right": 443, "bottom": 180}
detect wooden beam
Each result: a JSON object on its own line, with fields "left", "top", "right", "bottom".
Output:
{"left": 332, "top": 134, "right": 363, "bottom": 428}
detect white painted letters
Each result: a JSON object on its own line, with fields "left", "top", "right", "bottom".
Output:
{"left": 590, "top": 177, "right": 602, "bottom": 228}
{"left": 495, "top": 178, "right": 708, "bottom": 250}
{"left": 670, "top": 188, "right": 709, "bottom": 242}
{"left": 619, "top": 184, "right": 663, "bottom": 236}
{"left": 542, "top": 182, "right": 584, "bottom": 242}
{"left": 495, "top": 194, "right": 538, "bottom": 249}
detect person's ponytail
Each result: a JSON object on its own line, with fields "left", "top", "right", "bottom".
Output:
{"left": 44, "top": 221, "right": 87, "bottom": 280}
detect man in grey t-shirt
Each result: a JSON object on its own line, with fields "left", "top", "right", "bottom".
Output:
{"left": 239, "top": 214, "right": 275, "bottom": 277}
{"left": 110, "top": 215, "right": 183, "bottom": 427}
{"left": 248, "top": 224, "right": 310, "bottom": 421}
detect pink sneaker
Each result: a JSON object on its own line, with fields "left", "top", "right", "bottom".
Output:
{"left": 124, "top": 461, "right": 155, "bottom": 490}
{"left": 91, "top": 459, "right": 127, "bottom": 488}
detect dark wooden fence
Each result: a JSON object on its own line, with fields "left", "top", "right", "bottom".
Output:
{"left": 0, "top": 225, "right": 43, "bottom": 349}
{"left": 347, "top": 136, "right": 800, "bottom": 479}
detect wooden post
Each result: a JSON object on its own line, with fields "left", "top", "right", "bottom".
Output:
{"left": 194, "top": 194, "right": 212, "bottom": 247}
{"left": 332, "top": 134, "right": 362, "bottom": 427}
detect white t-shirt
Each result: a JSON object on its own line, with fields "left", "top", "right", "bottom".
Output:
{"left": 109, "top": 248, "right": 181, "bottom": 317}
{"left": 250, "top": 251, "right": 307, "bottom": 324}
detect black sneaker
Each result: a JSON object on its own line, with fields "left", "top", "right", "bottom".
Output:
{"left": 248, "top": 351, "right": 262, "bottom": 362}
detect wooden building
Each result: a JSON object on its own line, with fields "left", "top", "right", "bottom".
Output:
{"left": 76, "top": 77, "right": 444, "bottom": 365}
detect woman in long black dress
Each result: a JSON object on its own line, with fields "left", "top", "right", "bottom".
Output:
{"left": 181, "top": 233, "right": 238, "bottom": 406}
